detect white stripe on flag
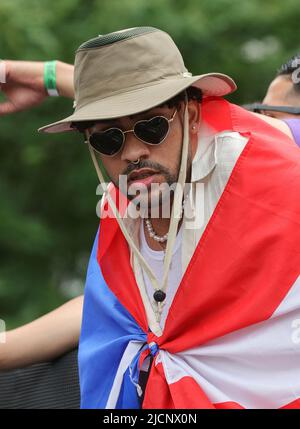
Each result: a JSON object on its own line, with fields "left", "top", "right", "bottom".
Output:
{"left": 105, "top": 340, "right": 144, "bottom": 409}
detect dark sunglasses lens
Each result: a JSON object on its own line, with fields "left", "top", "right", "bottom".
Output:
{"left": 89, "top": 129, "right": 124, "bottom": 155}
{"left": 134, "top": 116, "right": 169, "bottom": 144}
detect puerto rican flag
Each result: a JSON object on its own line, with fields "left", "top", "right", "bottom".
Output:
{"left": 78, "top": 98, "right": 300, "bottom": 409}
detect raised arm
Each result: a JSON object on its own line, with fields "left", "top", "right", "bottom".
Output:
{"left": 0, "top": 60, "right": 74, "bottom": 115}
{"left": 0, "top": 295, "right": 83, "bottom": 371}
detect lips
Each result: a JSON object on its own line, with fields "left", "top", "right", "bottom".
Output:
{"left": 128, "top": 168, "right": 159, "bottom": 184}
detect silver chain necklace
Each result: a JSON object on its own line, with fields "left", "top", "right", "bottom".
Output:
{"left": 144, "top": 198, "right": 186, "bottom": 243}
{"left": 144, "top": 218, "right": 169, "bottom": 243}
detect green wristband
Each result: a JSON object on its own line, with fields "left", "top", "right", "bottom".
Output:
{"left": 44, "top": 61, "right": 59, "bottom": 96}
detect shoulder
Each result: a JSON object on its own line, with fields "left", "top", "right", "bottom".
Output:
{"left": 251, "top": 112, "right": 294, "bottom": 140}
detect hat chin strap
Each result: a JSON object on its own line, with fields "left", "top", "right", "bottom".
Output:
{"left": 85, "top": 98, "right": 190, "bottom": 323}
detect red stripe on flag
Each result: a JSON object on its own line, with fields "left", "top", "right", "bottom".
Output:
{"left": 280, "top": 398, "right": 300, "bottom": 409}
{"left": 143, "top": 362, "right": 215, "bottom": 409}
{"left": 143, "top": 364, "right": 241, "bottom": 409}
{"left": 142, "top": 362, "right": 175, "bottom": 409}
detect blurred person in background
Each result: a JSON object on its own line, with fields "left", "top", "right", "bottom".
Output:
{"left": 247, "top": 54, "right": 300, "bottom": 146}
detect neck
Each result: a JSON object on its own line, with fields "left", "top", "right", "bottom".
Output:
{"left": 143, "top": 215, "right": 183, "bottom": 251}
{"left": 149, "top": 216, "right": 171, "bottom": 237}
{"left": 148, "top": 195, "right": 175, "bottom": 237}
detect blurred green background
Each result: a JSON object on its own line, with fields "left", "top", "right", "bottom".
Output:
{"left": 1, "top": 0, "right": 300, "bottom": 328}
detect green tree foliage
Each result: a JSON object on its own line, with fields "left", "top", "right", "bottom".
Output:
{"left": 0, "top": 0, "right": 300, "bottom": 328}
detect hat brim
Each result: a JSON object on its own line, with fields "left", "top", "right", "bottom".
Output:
{"left": 38, "top": 73, "right": 236, "bottom": 134}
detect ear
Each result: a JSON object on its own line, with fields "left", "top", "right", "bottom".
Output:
{"left": 188, "top": 99, "right": 201, "bottom": 133}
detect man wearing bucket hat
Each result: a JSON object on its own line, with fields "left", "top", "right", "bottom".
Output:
{"left": 1, "top": 27, "right": 300, "bottom": 409}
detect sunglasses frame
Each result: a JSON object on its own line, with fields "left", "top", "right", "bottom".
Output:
{"left": 87, "top": 108, "right": 177, "bottom": 157}
{"left": 246, "top": 103, "right": 300, "bottom": 115}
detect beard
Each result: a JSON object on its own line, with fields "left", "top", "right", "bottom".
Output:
{"left": 108, "top": 146, "right": 192, "bottom": 218}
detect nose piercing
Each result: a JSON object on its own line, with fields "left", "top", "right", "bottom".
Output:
{"left": 132, "top": 159, "right": 140, "bottom": 165}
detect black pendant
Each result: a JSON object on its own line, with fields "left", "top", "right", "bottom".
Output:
{"left": 153, "top": 290, "right": 166, "bottom": 302}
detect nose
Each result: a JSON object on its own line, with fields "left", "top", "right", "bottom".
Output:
{"left": 120, "top": 132, "right": 150, "bottom": 163}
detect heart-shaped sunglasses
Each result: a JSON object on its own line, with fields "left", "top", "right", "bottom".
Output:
{"left": 86, "top": 109, "right": 177, "bottom": 156}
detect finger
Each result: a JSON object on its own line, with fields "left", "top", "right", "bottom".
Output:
{"left": 0, "top": 61, "right": 6, "bottom": 84}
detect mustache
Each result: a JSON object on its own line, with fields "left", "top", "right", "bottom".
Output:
{"left": 122, "top": 159, "right": 170, "bottom": 177}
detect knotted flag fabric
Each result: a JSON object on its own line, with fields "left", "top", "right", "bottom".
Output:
{"left": 78, "top": 97, "right": 300, "bottom": 409}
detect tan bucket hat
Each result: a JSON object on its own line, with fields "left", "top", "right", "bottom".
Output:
{"left": 39, "top": 26, "right": 236, "bottom": 134}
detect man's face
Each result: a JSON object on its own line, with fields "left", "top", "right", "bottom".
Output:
{"left": 262, "top": 75, "right": 300, "bottom": 119}
{"left": 89, "top": 101, "right": 200, "bottom": 211}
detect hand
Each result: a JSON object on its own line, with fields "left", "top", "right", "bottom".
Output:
{"left": 0, "top": 60, "right": 74, "bottom": 115}
{"left": 0, "top": 60, "right": 47, "bottom": 115}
